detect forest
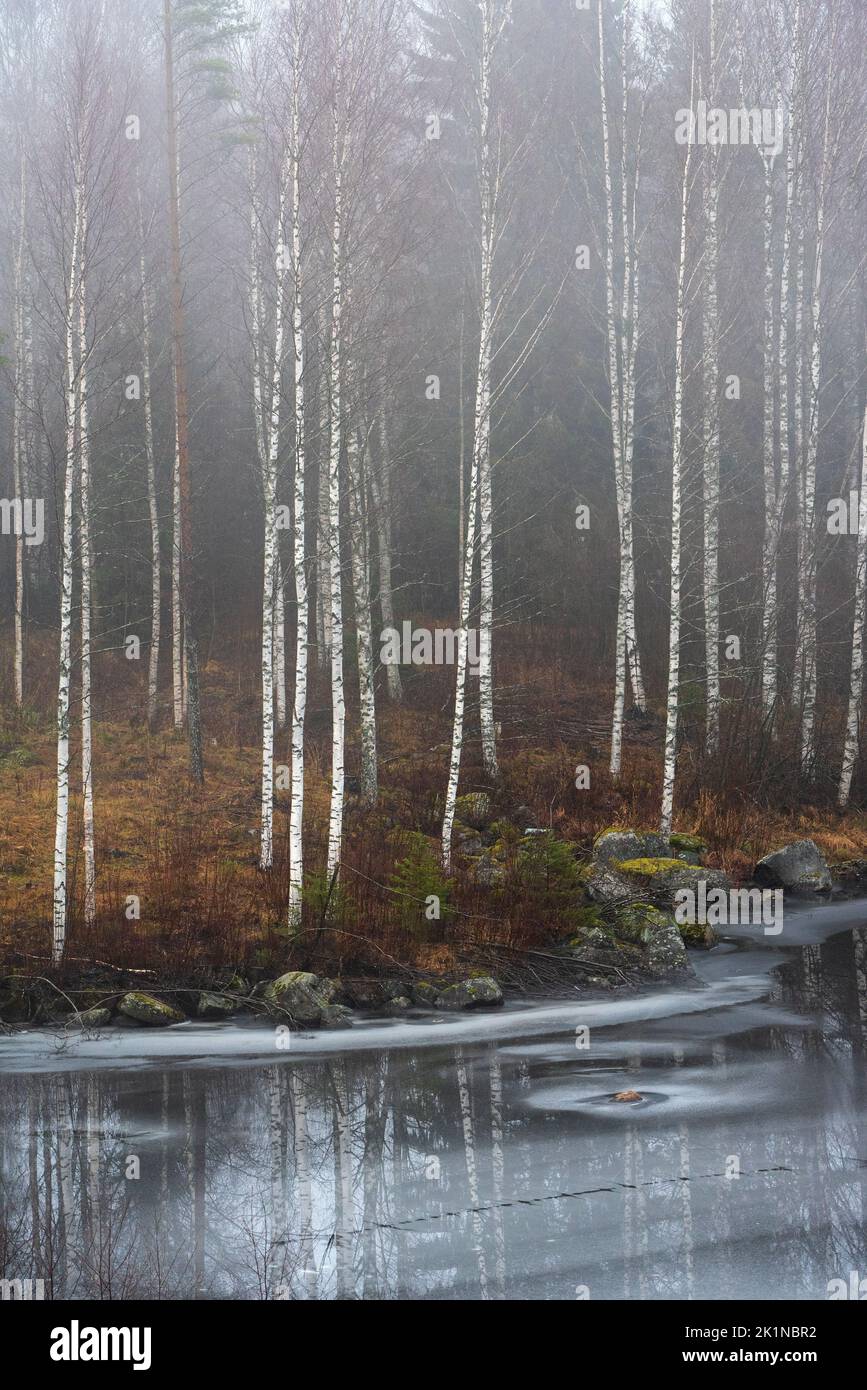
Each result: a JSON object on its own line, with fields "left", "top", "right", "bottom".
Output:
{"left": 3, "top": 0, "right": 867, "bottom": 1319}
{"left": 0, "top": 0, "right": 864, "bottom": 979}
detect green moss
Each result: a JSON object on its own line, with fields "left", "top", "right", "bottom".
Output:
{"left": 669, "top": 833, "right": 707, "bottom": 853}
{"left": 678, "top": 921, "right": 717, "bottom": 948}
{"left": 614, "top": 857, "right": 686, "bottom": 876}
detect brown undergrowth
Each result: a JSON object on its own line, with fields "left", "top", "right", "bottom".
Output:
{"left": 2, "top": 617, "right": 867, "bottom": 981}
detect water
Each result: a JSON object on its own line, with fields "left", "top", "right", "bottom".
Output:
{"left": 2, "top": 899, "right": 867, "bottom": 1300}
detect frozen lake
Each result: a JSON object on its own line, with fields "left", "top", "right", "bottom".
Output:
{"left": 2, "top": 898, "right": 867, "bottom": 1299}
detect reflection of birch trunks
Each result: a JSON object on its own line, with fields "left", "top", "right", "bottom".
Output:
{"left": 488, "top": 1046, "right": 506, "bottom": 1298}
{"left": 267, "top": 1068, "right": 287, "bottom": 1293}
{"left": 348, "top": 426, "right": 377, "bottom": 807}
{"left": 290, "top": 1068, "right": 318, "bottom": 1301}
{"left": 455, "top": 1047, "right": 488, "bottom": 1299}
{"left": 332, "top": 1060, "right": 356, "bottom": 1299}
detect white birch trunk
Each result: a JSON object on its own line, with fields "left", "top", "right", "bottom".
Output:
{"left": 326, "top": 88, "right": 346, "bottom": 887}
{"left": 52, "top": 174, "right": 84, "bottom": 964}
{"left": 78, "top": 212, "right": 96, "bottom": 930}
{"left": 371, "top": 405, "right": 402, "bottom": 702}
{"left": 171, "top": 393, "right": 184, "bottom": 730}
{"left": 288, "top": 28, "right": 309, "bottom": 929}
{"left": 798, "top": 34, "right": 834, "bottom": 773}
{"left": 259, "top": 180, "right": 289, "bottom": 871}
{"left": 839, "top": 401, "right": 867, "bottom": 808}
{"left": 702, "top": 0, "right": 720, "bottom": 754}
{"left": 758, "top": 135, "right": 780, "bottom": 722}
{"left": 316, "top": 316, "right": 332, "bottom": 669}
{"left": 476, "top": 0, "right": 498, "bottom": 783}
{"left": 274, "top": 558, "right": 287, "bottom": 732}
{"left": 442, "top": 408, "right": 480, "bottom": 871}
{"left": 348, "top": 425, "right": 377, "bottom": 806}
{"left": 601, "top": 0, "right": 644, "bottom": 780}
{"left": 659, "top": 67, "right": 693, "bottom": 838}
{"left": 139, "top": 191, "right": 161, "bottom": 733}
{"left": 12, "top": 144, "right": 27, "bottom": 708}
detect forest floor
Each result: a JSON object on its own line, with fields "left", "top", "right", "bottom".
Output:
{"left": 3, "top": 617, "right": 867, "bottom": 987}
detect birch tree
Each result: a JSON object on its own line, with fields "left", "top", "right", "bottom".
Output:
{"left": 52, "top": 126, "right": 85, "bottom": 965}
{"left": 325, "top": 21, "right": 347, "bottom": 886}
{"left": 596, "top": 0, "right": 647, "bottom": 781}
{"left": 286, "top": 3, "right": 309, "bottom": 929}
{"left": 659, "top": 49, "right": 694, "bottom": 839}
{"left": 138, "top": 188, "right": 162, "bottom": 733}
{"left": 701, "top": 0, "right": 721, "bottom": 754}
{"left": 839, "top": 398, "right": 867, "bottom": 808}
{"left": 78, "top": 204, "right": 96, "bottom": 929}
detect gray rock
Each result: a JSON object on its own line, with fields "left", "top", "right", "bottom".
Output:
{"left": 593, "top": 829, "right": 670, "bottom": 866}
{"left": 117, "top": 993, "right": 186, "bottom": 1026}
{"left": 411, "top": 980, "right": 441, "bottom": 1007}
{"left": 454, "top": 825, "right": 486, "bottom": 855}
{"left": 642, "top": 914, "right": 695, "bottom": 980}
{"left": 263, "top": 972, "right": 325, "bottom": 1026}
{"left": 435, "top": 976, "right": 504, "bottom": 1010}
{"left": 68, "top": 1007, "right": 112, "bottom": 1029}
{"left": 455, "top": 792, "right": 493, "bottom": 829}
{"left": 473, "top": 852, "right": 505, "bottom": 886}
{"left": 383, "top": 996, "right": 413, "bottom": 1015}
{"left": 592, "top": 858, "right": 731, "bottom": 911}
{"left": 196, "top": 991, "right": 236, "bottom": 1019}
{"left": 319, "top": 1004, "right": 354, "bottom": 1029}
{"left": 754, "top": 839, "right": 832, "bottom": 894}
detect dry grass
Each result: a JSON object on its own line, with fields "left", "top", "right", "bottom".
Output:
{"left": 3, "top": 616, "right": 867, "bottom": 981}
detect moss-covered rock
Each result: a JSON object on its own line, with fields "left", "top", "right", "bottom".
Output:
{"left": 435, "top": 976, "right": 504, "bottom": 1010}
{"left": 611, "top": 859, "right": 731, "bottom": 908}
{"left": 69, "top": 1007, "right": 112, "bottom": 1029}
{"left": 319, "top": 1003, "right": 354, "bottom": 1029}
{"left": 678, "top": 920, "right": 717, "bottom": 948}
{"left": 754, "top": 839, "right": 832, "bottom": 894}
{"left": 196, "top": 991, "right": 237, "bottom": 1019}
{"left": 117, "top": 993, "right": 186, "bottom": 1026}
{"left": 411, "top": 980, "right": 441, "bottom": 1007}
{"left": 263, "top": 971, "right": 325, "bottom": 1025}
{"left": 614, "top": 902, "right": 672, "bottom": 943}
{"left": 455, "top": 792, "right": 493, "bottom": 829}
{"left": 669, "top": 833, "right": 707, "bottom": 855}
{"left": 593, "top": 828, "right": 670, "bottom": 865}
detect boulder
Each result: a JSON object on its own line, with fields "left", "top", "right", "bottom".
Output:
{"left": 453, "top": 824, "right": 487, "bottom": 856}
{"left": 263, "top": 971, "right": 326, "bottom": 1025}
{"left": 754, "top": 839, "right": 832, "bottom": 894}
{"left": 435, "top": 976, "right": 503, "bottom": 1010}
{"left": 614, "top": 902, "right": 673, "bottom": 943}
{"left": 473, "top": 852, "right": 506, "bottom": 886}
{"left": 612, "top": 858, "right": 731, "bottom": 906}
{"left": 117, "top": 993, "right": 186, "bottom": 1026}
{"left": 593, "top": 828, "right": 670, "bottom": 866}
{"left": 411, "top": 980, "right": 442, "bottom": 1007}
{"left": 383, "top": 996, "right": 413, "bottom": 1016}
{"left": 668, "top": 832, "right": 707, "bottom": 861}
{"left": 455, "top": 792, "right": 493, "bottom": 830}
{"left": 68, "top": 1007, "right": 112, "bottom": 1029}
{"left": 319, "top": 1004, "right": 354, "bottom": 1029}
{"left": 586, "top": 864, "right": 634, "bottom": 906}
{"left": 338, "top": 979, "right": 387, "bottom": 1010}
{"left": 640, "top": 913, "right": 695, "bottom": 979}
{"left": 196, "top": 991, "right": 236, "bottom": 1019}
